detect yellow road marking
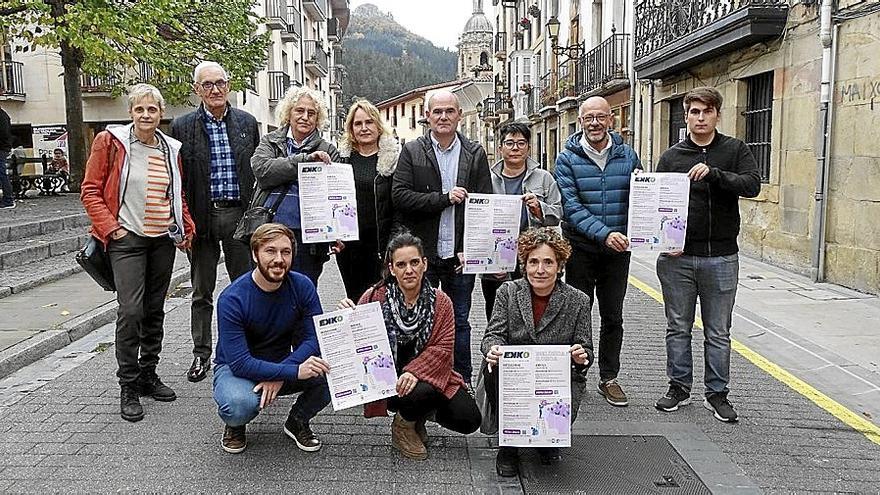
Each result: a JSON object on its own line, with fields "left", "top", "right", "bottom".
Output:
{"left": 629, "top": 274, "right": 880, "bottom": 446}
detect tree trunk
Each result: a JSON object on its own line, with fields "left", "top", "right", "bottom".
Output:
{"left": 59, "top": 40, "right": 85, "bottom": 192}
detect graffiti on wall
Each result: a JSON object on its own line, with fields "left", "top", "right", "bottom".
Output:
{"left": 837, "top": 79, "right": 880, "bottom": 109}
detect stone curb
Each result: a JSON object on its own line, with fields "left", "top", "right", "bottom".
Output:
{"left": 0, "top": 213, "right": 90, "bottom": 244}
{"left": 0, "top": 264, "right": 192, "bottom": 380}
{"left": 0, "top": 262, "right": 84, "bottom": 301}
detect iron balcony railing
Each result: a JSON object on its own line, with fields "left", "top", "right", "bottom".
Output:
{"left": 538, "top": 71, "right": 555, "bottom": 109}
{"left": 329, "top": 66, "right": 344, "bottom": 89}
{"left": 0, "top": 60, "right": 25, "bottom": 97}
{"left": 480, "top": 96, "right": 497, "bottom": 121}
{"left": 303, "top": 40, "right": 329, "bottom": 75}
{"left": 302, "top": 0, "right": 328, "bottom": 21}
{"left": 284, "top": 3, "right": 302, "bottom": 41}
{"left": 267, "top": 71, "right": 290, "bottom": 102}
{"left": 634, "top": 0, "right": 787, "bottom": 60}
{"left": 327, "top": 18, "right": 339, "bottom": 42}
{"left": 81, "top": 72, "right": 121, "bottom": 93}
{"left": 580, "top": 33, "right": 630, "bottom": 95}
{"left": 265, "top": 0, "right": 288, "bottom": 30}
{"left": 494, "top": 32, "right": 508, "bottom": 58}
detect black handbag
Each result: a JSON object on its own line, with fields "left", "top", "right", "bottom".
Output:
{"left": 76, "top": 235, "right": 116, "bottom": 291}
{"left": 232, "top": 187, "right": 289, "bottom": 242}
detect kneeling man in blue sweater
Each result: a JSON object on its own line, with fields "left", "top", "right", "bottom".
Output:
{"left": 213, "top": 223, "right": 331, "bottom": 454}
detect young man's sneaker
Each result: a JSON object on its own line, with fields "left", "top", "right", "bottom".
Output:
{"left": 597, "top": 378, "right": 629, "bottom": 407}
{"left": 137, "top": 369, "right": 176, "bottom": 402}
{"left": 655, "top": 384, "right": 691, "bottom": 412}
{"left": 222, "top": 425, "right": 247, "bottom": 454}
{"left": 703, "top": 393, "right": 739, "bottom": 423}
{"left": 284, "top": 412, "right": 322, "bottom": 452}
{"left": 495, "top": 447, "right": 519, "bottom": 477}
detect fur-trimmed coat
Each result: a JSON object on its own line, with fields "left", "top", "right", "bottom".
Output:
{"left": 338, "top": 133, "right": 401, "bottom": 256}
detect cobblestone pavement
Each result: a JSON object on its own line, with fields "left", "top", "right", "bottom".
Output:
{"left": 0, "top": 260, "right": 879, "bottom": 493}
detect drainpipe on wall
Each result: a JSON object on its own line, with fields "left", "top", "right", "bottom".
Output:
{"left": 811, "top": 0, "right": 836, "bottom": 282}
{"left": 647, "top": 81, "right": 655, "bottom": 170}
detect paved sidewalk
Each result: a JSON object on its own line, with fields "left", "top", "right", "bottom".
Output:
{"left": 0, "top": 257, "right": 878, "bottom": 492}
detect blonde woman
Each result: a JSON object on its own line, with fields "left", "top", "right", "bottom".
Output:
{"left": 337, "top": 99, "right": 401, "bottom": 300}
{"left": 251, "top": 85, "right": 340, "bottom": 287}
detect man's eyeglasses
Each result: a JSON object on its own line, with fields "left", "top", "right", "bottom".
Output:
{"left": 199, "top": 80, "right": 228, "bottom": 91}
{"left": 581, "top": 114, "right": 609, "bottom": 123}
{"left": 502, "top": 140, "right": 529, "bottom": 149}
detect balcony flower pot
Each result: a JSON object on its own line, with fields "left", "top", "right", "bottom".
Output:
{"left": 528, "top": 5, "right": 540, "bottom": 18}
{"left": 519, "top": 17, "right": 531, "bottom": 29}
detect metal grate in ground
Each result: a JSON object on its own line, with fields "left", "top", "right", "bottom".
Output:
{"left": 519, "top": 435, "right": 711, "bottom": 495}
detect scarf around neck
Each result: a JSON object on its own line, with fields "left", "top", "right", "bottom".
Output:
{"left": 383, "top": 277, "right": 435, "bottom": 363}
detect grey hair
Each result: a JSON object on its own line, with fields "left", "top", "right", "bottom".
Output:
{"left": 425, "top": 90, "right": 460, "bottom": 111}
{"left": 127, "top": 83, "right": 165, "bottom": 111}
{"left": 192, "top": 61, "right": 228, "bottom": 83}
{"left": 275, "top": 85, "right": 328, "bottom": 130}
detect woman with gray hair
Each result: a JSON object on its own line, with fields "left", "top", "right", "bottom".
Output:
{"left": 251, "top": 85, "right": 340, "bottom": 287}
{"left": 81, "top": 83, "right": 195, "bottom": 423}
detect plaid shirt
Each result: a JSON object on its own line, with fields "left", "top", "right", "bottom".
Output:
{"left": 201, "top": 105, "right": 240, "bottom": 201}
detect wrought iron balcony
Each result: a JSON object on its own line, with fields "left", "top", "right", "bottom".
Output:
{"left": 283, "top": 3, "right": 302, "bottom": 42}
{"left": 303, "top": 0, "right": 328, "bottom": 21}
{"left": 0, "top": 60, "right": 25, "bottom": 99}
{"left": 265, "top": 0, "right": 288, "bottom": 30}
{"left": 580, "top": 33, "right": 630, "bottom": 96}
{"left": 81, "top": 72, "right": 121, "bottom": 95}
{"left": 327, "top": 18, "right": 339, "bottom": 43}
{"left": 267, "top": 71, "right": 290, "bottom": 103}
{"left": 494, "top": 32, "right": 507, "bottom": 60}
{"left": 538, "top": 71, "right": 555, "bottom": 109}
{"left": 329, "top": 65, "right": 344, "bottom": 90}
{"left": 303, "top": 40, "right": 329, "bottom": 76}
{"left": 480, "top": 96, "right": 499, "bottom": 122}
{"left": 634, "top": 0, "right": 788, "bottom": 79}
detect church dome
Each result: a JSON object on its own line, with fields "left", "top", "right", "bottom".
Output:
{"left": 463, "top": 0, "right": 492, "bottom": 33}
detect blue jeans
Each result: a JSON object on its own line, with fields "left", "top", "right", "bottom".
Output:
{"left": 0, "top": 154, "right": 13, "bottom": 205}
{"left": 426, "top": 257, "right": 476, "bottom": 383}
{"left": 212, "top": 364, "right": 331, "bottom": 427}
{"left": 656, "top": 253, "right": 739, "bottom": 396}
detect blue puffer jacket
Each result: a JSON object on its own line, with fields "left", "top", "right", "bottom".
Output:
{"left": 554, "top": 131, "right": 642, "bottom": 252}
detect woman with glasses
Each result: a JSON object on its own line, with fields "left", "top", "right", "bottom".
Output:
{"left": 481, "top": 122, "right": 562, "bottom": 320}
{"left": 251, "top": 86, "right": 341, "bottom": 288}
{"left": 480, "top": 227, "right": 593, "bottom": 476}
{"left": 336, "top": 99, "right": 401, "bottom": 300}
{"left": 81, "top": 84, "right": 195, "bottom": 422}
{"left": 338, "top": 233, "right": 481, "bottom": 460}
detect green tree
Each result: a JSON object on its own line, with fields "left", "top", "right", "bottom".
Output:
{"left": 0, "top": 0, "right": 269, "bottom": 190}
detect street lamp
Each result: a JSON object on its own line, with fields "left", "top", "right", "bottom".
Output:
{"left": 476, "top": 101, "right": 484, "bottom": 115}
{"left": 546, "top": 15, "right": 584, "bottom": 59}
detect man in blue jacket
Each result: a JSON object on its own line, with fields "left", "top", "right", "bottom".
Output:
{"left": 213, "top": 223, "right": 331, "bottom": 454}
{"left": 554, "top": 96, "right": 641, "bottom": 407}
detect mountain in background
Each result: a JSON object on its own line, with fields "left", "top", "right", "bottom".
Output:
{"left": 341, "top": 3, "right": 458, "bottom": 105}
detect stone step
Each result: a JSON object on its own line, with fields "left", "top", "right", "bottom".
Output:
{"left": 0, "top": 227, "right": 90, "bottom": 271}
{"left": 0, "top": 251, "right": 84, "bottom": 299}
{"left": 0, "top": 213, "right": 91, "bottom": 243}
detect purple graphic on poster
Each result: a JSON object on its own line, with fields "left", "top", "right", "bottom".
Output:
{"left": 364, "top": 353, "right": 397, "bottom": 388}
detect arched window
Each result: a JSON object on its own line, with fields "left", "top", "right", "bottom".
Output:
{"left": 480, "top": 52, "right": 489, "bottom": 66}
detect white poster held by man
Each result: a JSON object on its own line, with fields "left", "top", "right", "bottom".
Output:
{"left": 627, "top": 172, "right": 690, "bottom": 252}
{"left": 313, "top": 302, "right": 398, "bottom": 411}
{"left": 463, "top": 193, "right": 523, "bottom": 274}
{"left": 298, "top": 162, "right": 359, "bottom": 243}
{"left": 499, "top": 345, "right": 572, "bottom": 448}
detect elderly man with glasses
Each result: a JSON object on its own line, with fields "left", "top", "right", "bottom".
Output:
{"left": 554, "top": 96, "right": 642, "bottom": 408}
{"left": 170, "top": 61, "right": 260, "bottom": 383}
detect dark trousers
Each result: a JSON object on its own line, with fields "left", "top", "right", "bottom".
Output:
{"left": 336, "top": 229, "right": 382, "bottom": 300}
{"left": 388, "top": 382, "right": 481, "bottom": 434}
{"left": 426, "top": 257, "right": 476, "bottom": 383}
{"left": 108, "top": 233, "right": 175, "bottom": 385}
{"left": 213, "top": 364, "right": 331, "bottom": 427}
{"left": 565, "top": 247, "right": 631, "bottom": 382}
{"left": 480, "top": 268, "right": 522, "bottom": 321}
{"left": 188, "top": 205, "right": 251, "bottom": 359}
{"left": 292, "top": 229, "right": 330, "bottom": 288}
{"left": 0, "top": 154, "right": 13, "bottom": 205}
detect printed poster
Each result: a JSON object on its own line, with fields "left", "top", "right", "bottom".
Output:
{"left": 463, "top": 193, "right": 522, "bottom": 274}
{"left": 313, "top": 302, "right": 398, "bottom": 411}
{"left": 298, "top": 162, "right": 359, "bottom": 243}
{"left": 627, "top": 172, "right": 690, "bottom": 252}
{"left": 499, "top": 345, "right": 572, "bottom": 447}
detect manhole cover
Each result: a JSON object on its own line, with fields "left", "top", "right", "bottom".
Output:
{"left": 519, "top": 435, "right": 710, "bottom": 495}
{"left": 168, "top": 286, "right": 194, "bottom": 299}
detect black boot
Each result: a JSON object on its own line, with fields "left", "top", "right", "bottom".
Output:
{"left": 538, "top": 446, "right": 561, "bottom": 465}
{"left": 138, "top": 368, "right": 177, "bottom": 402}
{"left": 120, "top": 384, "right": 144, "bottom": 422}
{"left": 496, "top": 446, "right": 519, "bottom": 477}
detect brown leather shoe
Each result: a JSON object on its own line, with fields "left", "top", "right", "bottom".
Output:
{"left": 598, "top": 378, "right": 629, "bottom": 407}
{"left": 415, "top": 418, "right": 428, "bottom": 444}
{"left": 221, "top": 425, "right": 246, "bottom": 454}
{"left": 391, "top": 413, "right": 427, "bottom": 460}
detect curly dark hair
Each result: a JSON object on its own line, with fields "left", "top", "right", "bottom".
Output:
{"left": 517, "top": 227, "right": 572, "bottom": 268}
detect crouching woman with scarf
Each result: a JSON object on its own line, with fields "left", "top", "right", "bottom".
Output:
{"left": 338, "top": 232, "right": 481, "bottom": 460}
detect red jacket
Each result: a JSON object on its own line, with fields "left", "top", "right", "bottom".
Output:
{"left": 358, "top": 284, "right": 464, "bottom": 418}
{"left": 81, "top": 125, "right": 195, "bottom": 246}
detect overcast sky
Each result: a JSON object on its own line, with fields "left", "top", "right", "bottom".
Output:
{"left": 350, "top": 0, "right": 495, "bottom": 51}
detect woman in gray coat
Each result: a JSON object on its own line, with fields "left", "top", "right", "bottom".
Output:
{"left": 480, "top": 227, "right": 593, "bottom": 477}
